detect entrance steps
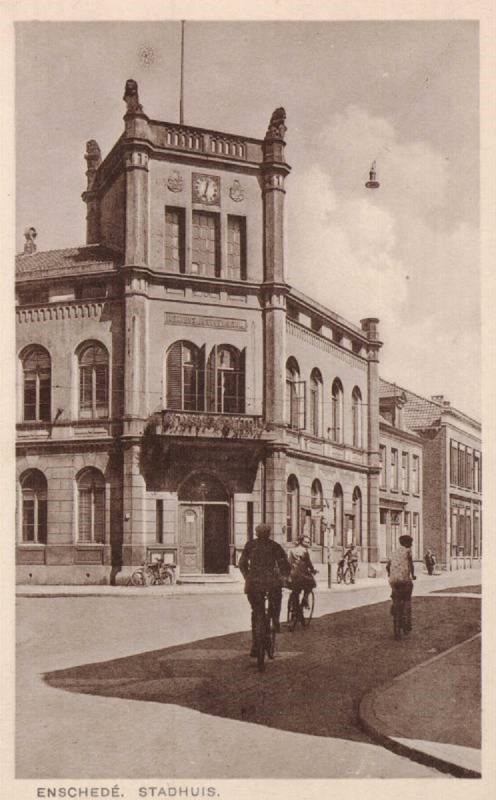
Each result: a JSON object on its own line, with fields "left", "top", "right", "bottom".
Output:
{"left": 178, "top": 573, "right": 240, "bottom": 585}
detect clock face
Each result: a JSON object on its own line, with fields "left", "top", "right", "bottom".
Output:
{"left": 192, "top": 173, "right": 220, "bottom": 205}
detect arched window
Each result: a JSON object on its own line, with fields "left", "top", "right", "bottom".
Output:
{"left": 286, "top": 358, "right": 305, "bottom": 429}
{"left": 22, "top": 346, "right": 51, "bottom": 422}
{"left": 166, "top": 341, "right": 205, "bottom": 411}
{"left": 310, "top": 369, "right": 323, "bottom": 437}
{"left": 352, "top": 387, "right": 363, "bottom": 448}
{"left": 78, "top": 342, "right": 109, "bottom": 419}
{"left": 212, "top": 345, "right": 245, "bottom": 414}
{"left": 333, "top": 483, "right": 344, "bottom": 546}
{"left": 331, "top": 379, "right": 344, "bottom": 443}
{"left": 286, "top": 475, "right": 300, "bottom": 543}
{"left": 20, "top": 470, "right": 47, "bottom": 543}
{"left": 311, "top": 479, "right": 324, "bottom": 545}
{"left": 77, "top": 468, "right": 105, "bottom": 543}
{"left": 353, "top": 487, "right": 362, "bottom": 546}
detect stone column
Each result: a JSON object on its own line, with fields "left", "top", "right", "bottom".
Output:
{"left": 264, "top": 447, "right": 287, "bottom": 544}
{"left": 122, "top": 442, "right": 148, "bottom": 567}
{"left": 262, "top": 108, "right": 291, "bottom": 426}
{"left": 122, "top": 80, "right": 150, "bottom": 267}
{"left": 360, "top": 317, "right": 383, "bottom": 565}
{"left": 124, "top": 148, "right": 149, "bottom": 267}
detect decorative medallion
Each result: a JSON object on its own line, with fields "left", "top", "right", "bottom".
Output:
{"left": 229, "top": 179, "right": 244, "bottom": 202}
{"left": 167, "top": 171, "right": 184, "bottom": 192}
{"left": 192, "top": 173, "right": 220, "bottom": 205}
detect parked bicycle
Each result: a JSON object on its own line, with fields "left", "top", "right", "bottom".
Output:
{"left": 253, "top": 591, "right": 276, "bottom": 671}
{"left": 287, "top": 588, "right": 315, "bottom": 631}
{"left": 336, "top": 559, "right": 355, "bottom": 584}
{"left": 129, "top": 560, "right": 176, "bottom": 587}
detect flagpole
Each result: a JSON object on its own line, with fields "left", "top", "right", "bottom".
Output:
{"left": 179, "top": 20, "right": 185, "bottom": 124}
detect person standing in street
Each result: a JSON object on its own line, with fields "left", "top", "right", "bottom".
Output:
{"left": 386, "top": 534, "right": 416, "bottom": 632}
{"left": 424, "top": 549, "right": 436, "bottom": 575}
{"left": 239, "top": 524, "right": 290, "bottom": 656}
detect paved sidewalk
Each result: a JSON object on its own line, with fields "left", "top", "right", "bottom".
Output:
{"left": 359, "top": 618, "right": 481, "bottom": 777}
{"left": 15, "top": 565, "right": 481, "bottom": 598}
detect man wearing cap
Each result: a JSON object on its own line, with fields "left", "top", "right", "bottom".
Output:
{"left": 386, "top": 534, "right": 416, "bottom": 632}
{"left": 239, "top": 523, "right": 290, "bottom": 656}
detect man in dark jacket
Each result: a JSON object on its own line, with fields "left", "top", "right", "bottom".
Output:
{"left": 238, "top": 523, "right": 290, "bottom": 656}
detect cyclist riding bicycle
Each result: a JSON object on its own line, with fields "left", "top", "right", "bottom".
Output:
{"left": 239, "top": 524, "right": 290, "bottom": 657}
{"left": 386, "top": 534, "right": 416, "bottom": 632}
{"left": 288, "top": 534, "right": 317, "bottom": 609}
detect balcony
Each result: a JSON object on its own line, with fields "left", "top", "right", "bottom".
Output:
{"left": 147, "top": 410, "right": 274, "bottom": 440}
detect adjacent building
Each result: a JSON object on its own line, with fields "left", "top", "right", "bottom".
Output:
{"left": 379, "top": 380, "right": 482, "bottom": 571}
{"left": 16, "top": 81, "right": 383, "bottom": 584}
{"left": 378, "top": 387, "right": 423, "bottom": 564}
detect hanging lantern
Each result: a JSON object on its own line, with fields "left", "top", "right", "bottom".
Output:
{"left": 365, "top": 161, "right": 380, "bottom": 189}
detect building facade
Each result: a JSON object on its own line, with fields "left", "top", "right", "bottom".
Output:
{"left": 379, "top": 380, "right": 482, "bottom": 571}
{"left": 16, "top": 81, "right": 383, "bottom": 584}
{"left": 378, "top": 388, "right": 423, "bottom": 564}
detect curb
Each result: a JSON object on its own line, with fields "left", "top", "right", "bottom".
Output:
{"left": 358, "top": 636, "right": 482, "bottom": 779}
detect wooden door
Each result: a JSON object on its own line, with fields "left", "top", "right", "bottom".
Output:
{"left": 178, "top": 505, "right": 203, "bottom": 573}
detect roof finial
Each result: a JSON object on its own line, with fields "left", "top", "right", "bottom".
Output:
{"left": 23, "top": 227, "right": 37, "bottom": 255}
{"left": 123, "top": 79, "right": 143, "bottom": 114}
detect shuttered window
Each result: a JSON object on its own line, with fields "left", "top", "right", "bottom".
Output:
{"left": 77, "top": 469, "right": 105, "bottom": 544}
{"left": 166, "top": 342, "right": 205, "bottom": 411}
{"left": 191, "top": 211, "right": 220, "bottom": 277}
{"left": 21, "top": 470, "right": 48, "bottom": 543}
{"left": 227, "top": 216, "right": 246, "bottom": 280}
{"left": 22, "top": 346, "right": 51, "bottom": 422}
{"left": 79, "top": 342, "right": 109, "bottom": 419}
{"left": 165, "top": 207, "right": 185, "bottom": 273}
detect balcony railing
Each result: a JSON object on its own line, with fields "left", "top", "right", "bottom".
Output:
{"left": 148, "top": 410, "right": 272, "bottom": 440}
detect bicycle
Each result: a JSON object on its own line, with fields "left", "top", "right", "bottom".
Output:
{"left": 287, "top": 588, "right": 315, "bottom": 631}
{"left": 336, "top": 560, "right": 355, "bottom": 584}
{"left": 253, "top": 591, "right": 276, "bottom": 672}
{"left": 129, "top": 561, "right": 176, "bottom": 587}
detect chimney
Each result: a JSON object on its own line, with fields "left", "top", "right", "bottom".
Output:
{"left": 23, "top": 227, "right": 37, "bottom": 254}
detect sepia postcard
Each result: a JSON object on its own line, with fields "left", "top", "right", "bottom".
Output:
{"left": 1, "top": 2, "right": 495, "bottom": 800}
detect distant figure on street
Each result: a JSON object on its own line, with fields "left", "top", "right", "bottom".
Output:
{"left": 343, "top": 544, "right": 359, "bottom": 583}
{"left": 386, "top": 534, "right": 416, "bottom": 632}
{"left": 424, "top": 549, "right": 436, "bottom": 575}
{"left": 288, "top": 534, "right": 317, "bottom": 608}
{"left": 239, "top": 524, "right": 290, "bottom": 656}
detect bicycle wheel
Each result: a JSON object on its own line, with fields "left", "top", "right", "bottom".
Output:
{"left": 266, "top": 620, "right": 276, "bottom": 660}
{"left": 130, "top": 569, "right": 146, "bottom": 586}
{"left": 287, "top": 593, "right": 298, "bottom": 632}
{"left": 255, "top": 613, "right": 266, "bottom": 671}
{"left": 343, "top": 567, "right": 352, "bottom": 585}
{"left": 302, "top": 591, "right": 315, "bottom": 626}
{"left": 336, "top": 566, "right": 343, "bottom": 584}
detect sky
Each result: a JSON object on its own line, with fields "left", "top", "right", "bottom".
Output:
{"left": 15, "top": 20, "right": 480, "bottom": 419}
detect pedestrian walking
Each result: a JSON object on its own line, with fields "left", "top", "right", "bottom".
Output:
{"left": 424, "top": 549, "right": 436, "bottom": 575}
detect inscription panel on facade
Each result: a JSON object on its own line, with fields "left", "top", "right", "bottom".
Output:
{"left": 165, "top": 312, "right": 247, "bottom": 331}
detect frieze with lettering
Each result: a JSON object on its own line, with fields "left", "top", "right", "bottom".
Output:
{"left": 165, "top": 312, "right": 247, "bottom": 331}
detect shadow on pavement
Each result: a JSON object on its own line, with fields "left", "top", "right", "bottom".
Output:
{"left": 44, "top": 596, "right": 480, "bottom": 743}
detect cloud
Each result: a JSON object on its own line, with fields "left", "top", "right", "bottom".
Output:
{"left": 286, "top": 105, "right": 480, "bottom": 418}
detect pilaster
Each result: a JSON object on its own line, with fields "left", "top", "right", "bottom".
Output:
{"left": 361, "top": 317, "right": 383, "bottom": 563}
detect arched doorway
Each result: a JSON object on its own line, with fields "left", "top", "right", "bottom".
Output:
{"left": 178, "top": 473, "right": 230, "bottom": 574}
